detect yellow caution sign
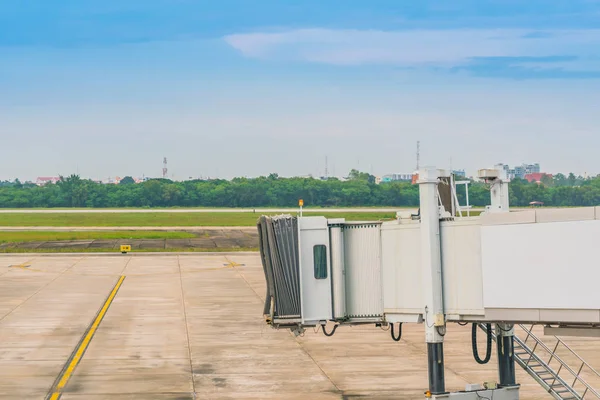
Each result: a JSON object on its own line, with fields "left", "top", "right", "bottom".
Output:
{"left": 299, "top": 199, "right": 304, "bottom": 207}
{"left": 120, "top": 245, "right": 131, "bottom": 254}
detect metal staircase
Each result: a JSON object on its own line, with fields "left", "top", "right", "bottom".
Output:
{"left": 480, "top": 324, "right": 600, "bottom": 399}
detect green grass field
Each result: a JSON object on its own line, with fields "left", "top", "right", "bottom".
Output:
{"left": 0, "top": 231, "right": 195, "bottom": 244}
{"left": 0, "top": 212, "right": 397, "bottom": 227}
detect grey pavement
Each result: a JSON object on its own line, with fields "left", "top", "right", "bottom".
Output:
{"left": 0, "top": 254, "right": 592, "bottom": 399}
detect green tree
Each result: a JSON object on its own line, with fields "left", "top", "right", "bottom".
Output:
{"left": 568, "top": 173, "right": 577, "bottom": 187}
{"left": 57, "top": 175, "right": 89, "bottom": 207}
{"left": 540, "top": 174, "right": 553, "bottom": 187}
{"left": 4, "top": 171, "right": 600, "bottom": 209}
{"left": 119, "top": 176, "right": 135, "bottom": 185}
{"left": 553, "top": 173, "right": 567, "bottom": 187}
{"left": 348, "top": 169, "right": 376, "bottom": 184}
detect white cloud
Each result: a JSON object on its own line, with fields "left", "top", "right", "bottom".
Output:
{"left": 223, "top": 28, "right": 600, "bottom": 68}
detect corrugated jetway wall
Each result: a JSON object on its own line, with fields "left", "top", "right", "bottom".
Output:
{"left": 343, "top": 222, "right": 384, "bottom": 321}
{"left": 258, "top": 215, "right": 301, "bottom": 325}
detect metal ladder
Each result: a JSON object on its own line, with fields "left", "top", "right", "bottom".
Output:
{"left": 480, "top": 323, "right": 600, "bottom": 399}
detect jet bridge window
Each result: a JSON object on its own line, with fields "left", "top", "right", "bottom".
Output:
{"left": 313, "top": 245, "right": 328, "bottom": 279}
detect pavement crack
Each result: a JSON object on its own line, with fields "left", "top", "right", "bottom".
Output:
{"left": 294, "top": 336, "right": 343, "bottom": 394}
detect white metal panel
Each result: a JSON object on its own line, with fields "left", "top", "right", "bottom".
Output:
{"left": 440, "top": 220, "right": 484, "bottom": 316}
{"left": 343, "top": 223, "right": 383, "bottom": 319}
{"left": 329, "top": 224, "right": 346, "bottom": 319}
{"left": 535, "top": 207, "right": 595, "bottom": 223}
{"left": 381, "top": 221, "right": 422, "bottom": 315}
{"left": 298, "top": 217, "right": 332, "bottom": 323}
{"left": 481, "top": 219, "right": 600, "bottom": 310}
{"left": 480, "top": 210, "right": 536, "bottom": 226}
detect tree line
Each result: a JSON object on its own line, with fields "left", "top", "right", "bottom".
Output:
{"left": 0, "top": 170, "right": 599, "bottom": 208}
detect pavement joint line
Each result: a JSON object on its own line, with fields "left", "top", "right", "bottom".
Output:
{"left": 178, "top": 255, "right": 197, "bottom": 400}
{"left": 120, "top": 256, "right": 133, "bottom": 275}
{"left": 0, "top": 256, "right": 84, "bottom": 323}
{"left": 222, "top": 255, "right": 343, "bottom": 394}
{"left": 46, "top": 275, "right": 126, "bottom": 400}
{"left": 224, "top": 255, "right": 261, "bottom": 300}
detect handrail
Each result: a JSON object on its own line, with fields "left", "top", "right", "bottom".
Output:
{"left": 517, "top": 324, "right": 600, "bottom": 399}
{"left": 556, "top": 336, "right": 600, "bottom": 380}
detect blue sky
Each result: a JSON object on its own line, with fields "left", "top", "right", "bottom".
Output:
{"left": 1, "top": 1, "right": 600, "bottom": 181}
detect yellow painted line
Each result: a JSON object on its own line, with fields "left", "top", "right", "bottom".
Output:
{"left": 47, "top": 275, "right": 126, "bottom": 400}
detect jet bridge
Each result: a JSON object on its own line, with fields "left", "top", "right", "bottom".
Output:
{"left": 258, "top": 167, "right": 600, "bottom": 400}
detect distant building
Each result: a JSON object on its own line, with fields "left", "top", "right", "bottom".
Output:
{"left": 524, "top": 173, "right": 553, "bottom": 184}
{"left": 381, "top": 173, "right": 413, "bottom": 183}
{"left": 36, "top": 177, "right": 60, "bottom": 186}
{"left": 495, "top": 163, "right": 541, "bottom": 179}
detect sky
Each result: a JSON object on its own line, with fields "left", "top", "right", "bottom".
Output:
{"left": 1, "top": 0, "right": 600, "bottom": 181}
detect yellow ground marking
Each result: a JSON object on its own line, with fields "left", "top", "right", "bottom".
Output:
{"left": 47, "top": 275, "right": 126, "bottom": 400}
{"left": 9, "top": 263, "right": 31, "bottom": 269}
{"left": 223, "top": 256, "right": 245, "bottom": 268}
{"left": 223, "top": 261, "right": 245, "bottom": 267}
{"left": 8, "top": 258, "right": 41, "bottom": 272}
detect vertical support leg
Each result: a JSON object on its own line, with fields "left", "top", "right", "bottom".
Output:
{"left": 428, "top": 342, "right": 445, "bottom": 394}
{"left": 497, "top": 323, "right": 516, "bottom": 387}
{"left": 418, "top": 168, "right": 447, "bottom": 394}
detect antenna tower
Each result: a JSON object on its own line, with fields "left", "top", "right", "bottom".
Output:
{"left": 325, "top": 156, "right": 329, "bottom": 179}
{"left": 416, "top": 141, "right": 421, "bottom": 171}
{"left": 162, "top": 157, "right": 168, "bottom": 179}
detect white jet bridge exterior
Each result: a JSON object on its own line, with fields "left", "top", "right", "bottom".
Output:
{"left": 258, "top": 167, "right": 600, "bottom": 400}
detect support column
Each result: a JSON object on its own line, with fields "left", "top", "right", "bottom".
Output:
{"left": 489, "top": 168, "right": 510, "bottom": 213}
{"left": 427, "top": 342, "right": 445, "bottom": 394}
{"left": 496, "top": 323, "right": 516, "bottom": 387}
{"left": 418, "top": 168, "right": 446, "bottom": 394}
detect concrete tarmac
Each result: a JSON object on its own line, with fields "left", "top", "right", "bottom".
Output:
{"left": 0, "top": 254, "right": 596, "bottom": 399}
